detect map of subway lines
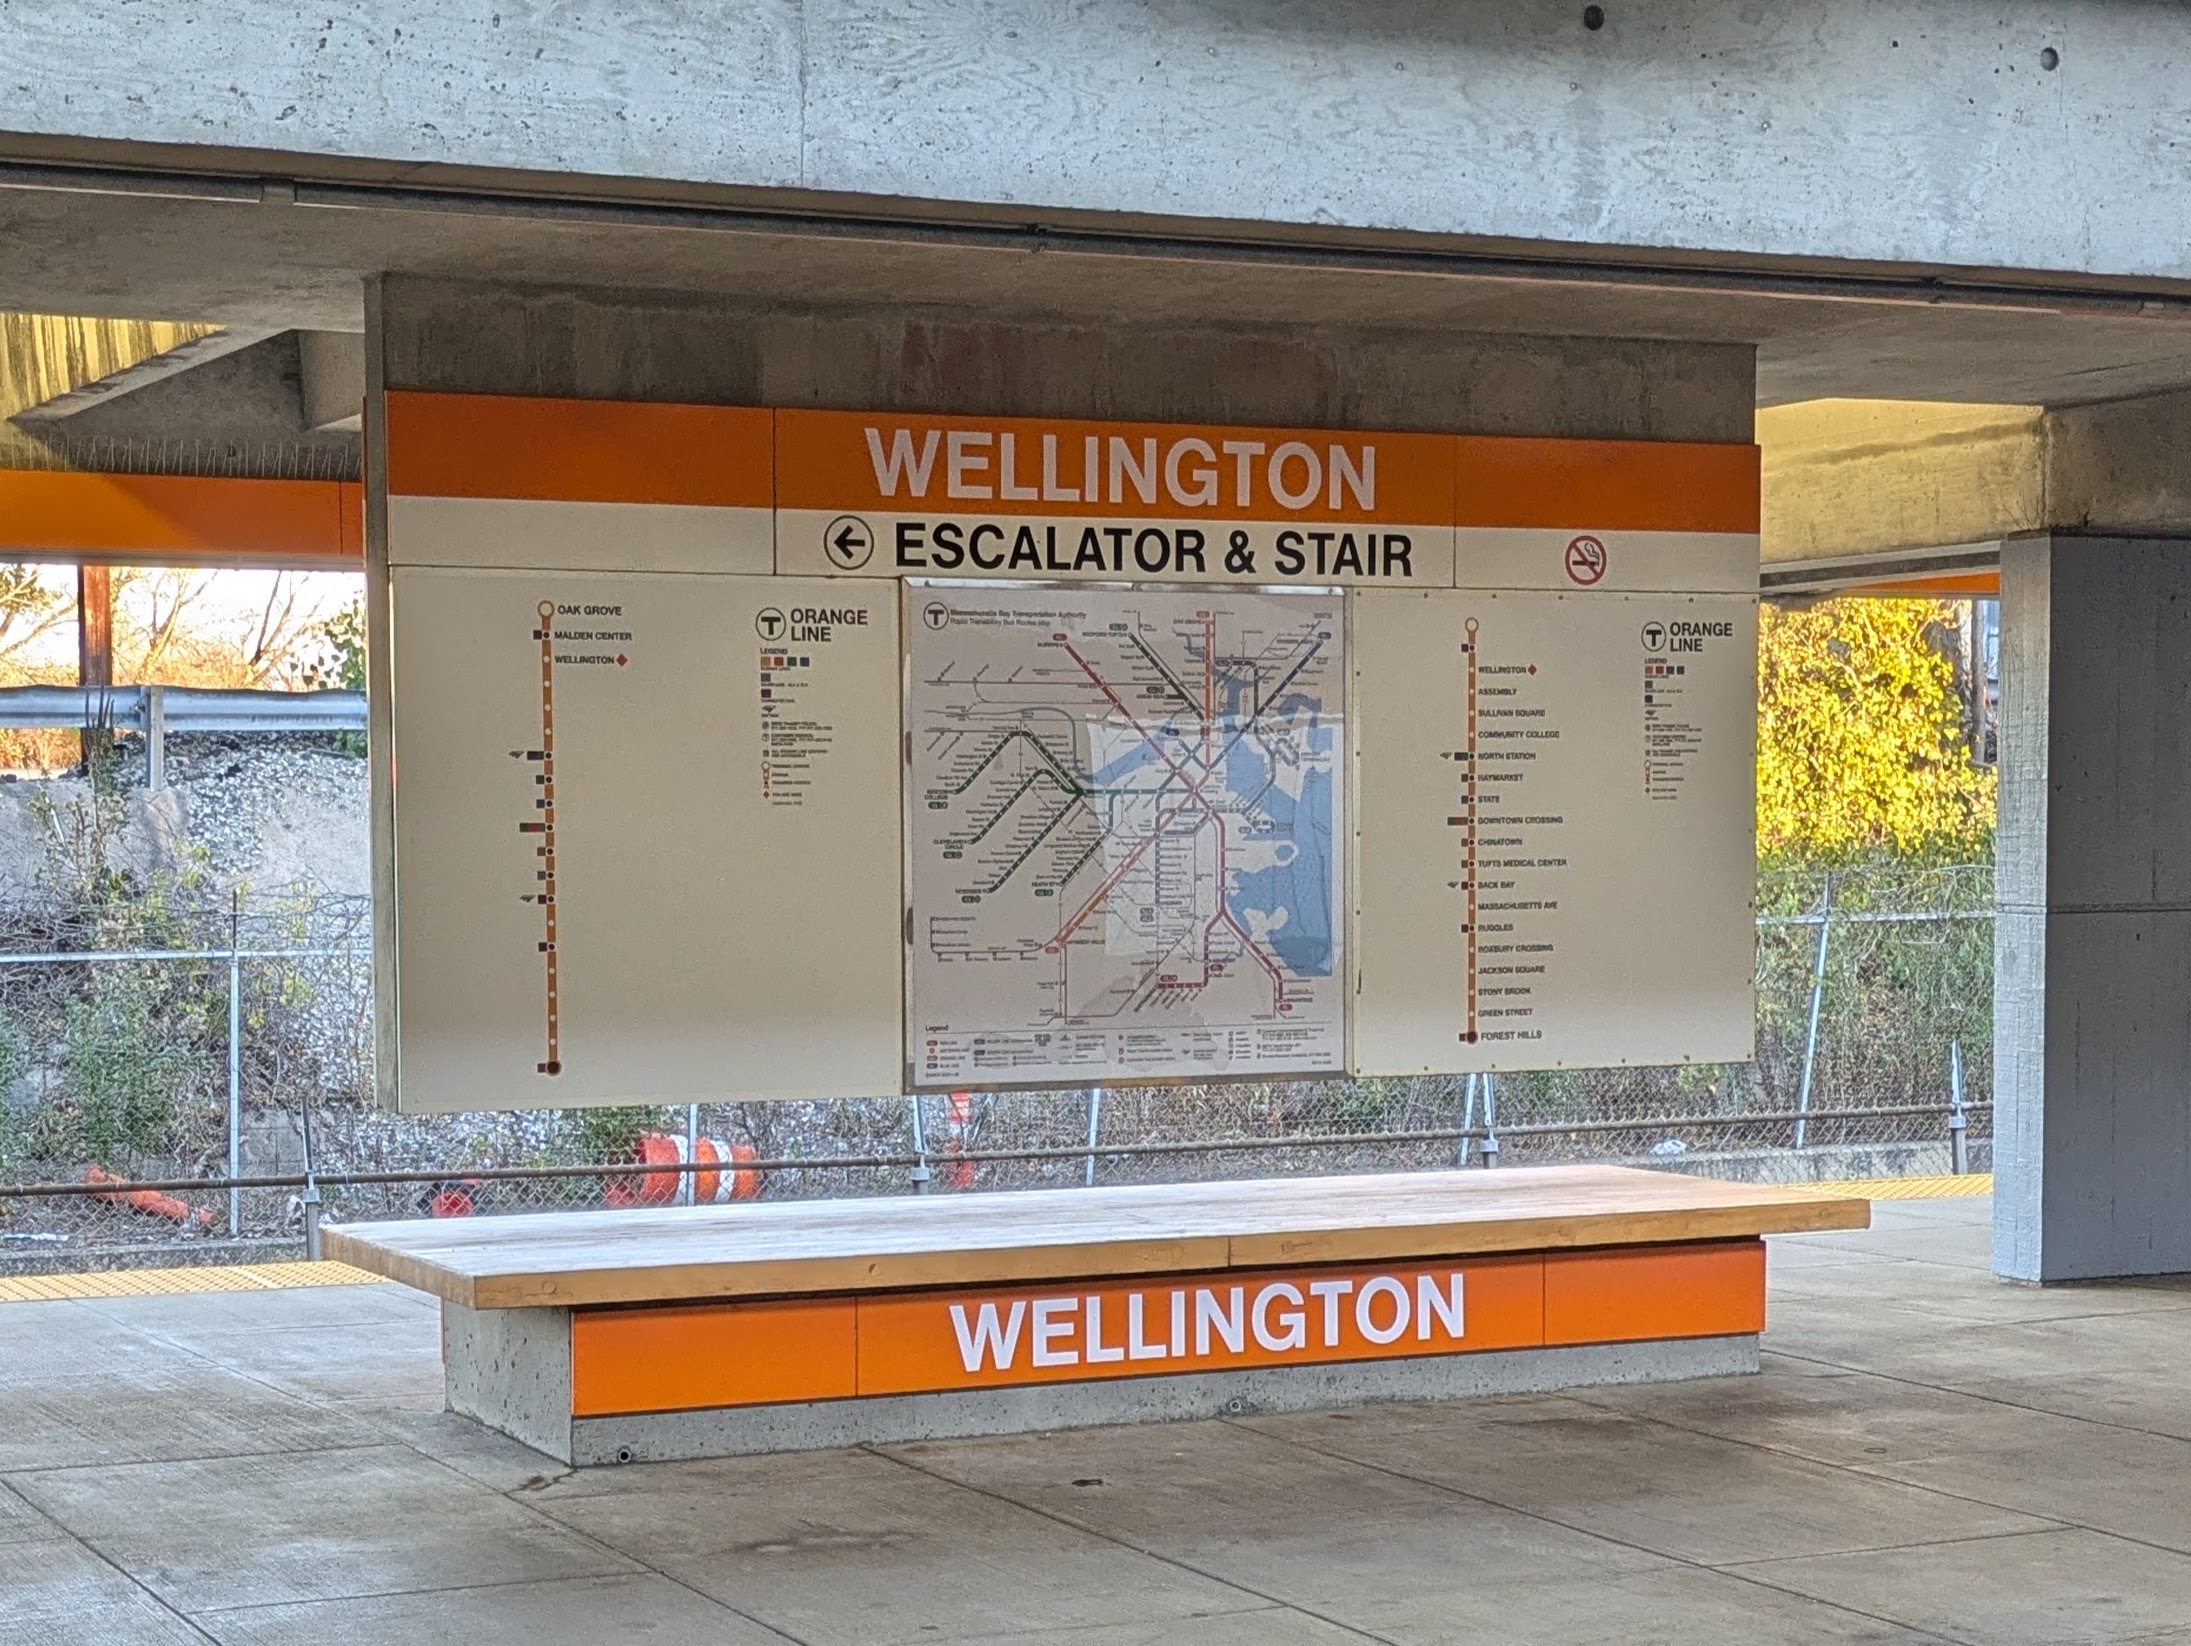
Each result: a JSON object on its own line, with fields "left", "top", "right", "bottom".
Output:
{"left": 906, "top": 585, "right": 1345, "bottom": 1086}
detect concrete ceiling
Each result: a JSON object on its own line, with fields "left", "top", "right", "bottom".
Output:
{"left": 8, "top": 173, "right": 2191, "bottom": 411}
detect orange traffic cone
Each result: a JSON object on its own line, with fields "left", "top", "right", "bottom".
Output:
{"left": 83, "top": 1166, "right": 215, "bottom": 1230}
{"left": 606, "top": 1133, "right": 761, "bottom": 1207}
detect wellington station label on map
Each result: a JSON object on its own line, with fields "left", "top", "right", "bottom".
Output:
{"left": 777, "top": 409, "right": 1456, "bottom": 586}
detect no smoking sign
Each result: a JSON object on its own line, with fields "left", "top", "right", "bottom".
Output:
{"left": 1563, "top": 534, "right": 1608, "bottom": 586}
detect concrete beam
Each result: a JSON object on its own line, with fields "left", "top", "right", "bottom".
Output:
{"left": 0, "top": 312, "right": 213, "bottom": 420}
{"left": 297, "top": 330, "right": 364, "bottom": 431}
{"left": 1759, "top": 400, "right": 2045, "bottom": 568}
{"left": 7, "top": 331, "right": 358, "bottom": 480}
{"left": 2048, "top": 389, "right": 2191, "bottom": 537}
{"left": 1, "top": 2, "right": 2187, "bottom": 285}
{"left": 10, "top": 325, "right": 277, "bottom": 423}
{"left": 374, "top": 276, "right": 1755, "bottom": 443}
{"left": 1764, "top": 387, "right": 2191, "bottom": 575}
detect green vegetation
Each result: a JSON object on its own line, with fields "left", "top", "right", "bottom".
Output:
{"left": 1758, "top": 598, "right": 1994, "bottom": 865}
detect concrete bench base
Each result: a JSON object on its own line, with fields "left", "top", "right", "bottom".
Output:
{"left": 443, "top": 1299, "right": 1758, "bottom": 1465}
{"left": 334, "top": 1170, "right": 1862, "bottom": 1465}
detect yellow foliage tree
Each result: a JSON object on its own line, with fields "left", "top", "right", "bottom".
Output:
{"left": 1757, "top": 597, "right": 1995, "bottom": 862}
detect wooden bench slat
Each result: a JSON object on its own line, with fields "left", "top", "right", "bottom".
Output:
{"left": 323, "top": 1165, "right": 1868, "bottom": 1310}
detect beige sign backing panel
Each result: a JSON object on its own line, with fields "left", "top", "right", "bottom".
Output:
{"left": 387, "top": 494, "right": 774, "bottom": 576}
{"left": 1454, "top": 529, "right": 1760, "bottom": 595}
{"left": 1352, "top": 589, "right": 1756, "bottom": 1075}
{"left": 903, "top": 581, "right": 1346, "bottom": 1087}
{"left": 388, "top": 568, "right": 901, "bottom": 1110}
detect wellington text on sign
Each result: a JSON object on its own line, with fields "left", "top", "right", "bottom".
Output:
{"left": 947, "top": 1269, "right": 1466, "bottom": 1372}
{"left": 776, "top": 409, "right": 1459, "bottom": 586}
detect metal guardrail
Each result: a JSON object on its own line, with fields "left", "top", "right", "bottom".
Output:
{"left": 0, "top": 1103, "right": 1996, "bottom": 1201}
{"left": 0, "top": 684, "right": 366, "bottom": 733}
{"left": 0, "top": 1098, "right": 1994, "bottom": 1262}
{"left": 0, "top": 684, "right": 366, "bottom": 788}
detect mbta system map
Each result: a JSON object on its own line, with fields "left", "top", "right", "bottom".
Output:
{"left": 906, "top": 585, "right": 1344, "bottom": 1086}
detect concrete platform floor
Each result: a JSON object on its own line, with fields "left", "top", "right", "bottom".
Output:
{"left": 5, "top": 1196, "right": 2191, "bottom": 1645}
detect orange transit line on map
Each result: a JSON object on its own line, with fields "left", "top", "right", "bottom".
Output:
{"left": 531, "top": 602, "right": 562, "bottom": 1077}
{"left": 1459, "top": 617, "right": 1480, "bottom": 1044}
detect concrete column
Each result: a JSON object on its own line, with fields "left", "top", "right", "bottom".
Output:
{"left": 1995, "top": 533, "right": 2191, "bottom": 1281}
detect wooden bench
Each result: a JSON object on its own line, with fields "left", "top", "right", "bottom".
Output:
{"left": 326, "top": 1164, "right": 1868, "bottom": 1464}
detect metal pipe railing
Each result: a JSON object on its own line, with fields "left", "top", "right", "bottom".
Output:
{"left": 0, "top": 1100, "right": 1994, "bottom": 1202}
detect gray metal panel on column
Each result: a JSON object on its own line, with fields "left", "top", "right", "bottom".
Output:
{"left": 1995, "top": 532, "right": 2191, "bottom": 1281}
{"left": 1993, "top": 536, "right": 2050, "bottom": 1279}
{"left": 2044, "top": 541, "right": 2191, "bottom": 909}
{"left": 1991, "top": 907, "right": 2047, "bottom": 1279}
{"left": 2044, "top": 912, "right": 2191, "bottom": 1276}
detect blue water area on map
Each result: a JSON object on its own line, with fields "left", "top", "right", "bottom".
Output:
{"left": 1090, "top": 740, "right": 1167, "bottom": 787}
{"left": 1224, "top": 697, "right": 1336, "bottom": 978}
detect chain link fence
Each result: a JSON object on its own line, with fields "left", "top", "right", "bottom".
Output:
{"left": 0, "top": 862, "right": 1993, "bottom": 1271}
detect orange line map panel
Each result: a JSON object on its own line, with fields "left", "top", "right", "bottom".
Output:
{"left": 386, "top": 569, "right": 902, "bottom": 1112}
{"left": 1354, "top": 590, "right": 1757, "bottom": 1075}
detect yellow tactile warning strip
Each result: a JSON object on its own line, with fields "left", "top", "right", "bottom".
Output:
{"left": 0, "top": 1260, "right": 389, "bottom": 1303}
{"left": 1810, "top": 1174, "right": 1993, "bottom": 1200}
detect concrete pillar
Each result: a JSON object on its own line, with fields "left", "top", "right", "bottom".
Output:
{"left": 1995, "top": 533, "right": 2191, "bottom": 1282}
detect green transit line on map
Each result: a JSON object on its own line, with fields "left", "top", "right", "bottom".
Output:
{"left": 1041, "top": 825, "right": 1109, "bottom": 896}
{"left": 1127, "top": 632, "right": 1203, "bottom": 715}
{"left": 955, "top": 767, "right": 1077, "bottom": 849}
{"left": 945, "top": 727, "right": 1087, "bottom": 798}
{"left": 981, "top": 799, "right": 1085, "bottom": 893}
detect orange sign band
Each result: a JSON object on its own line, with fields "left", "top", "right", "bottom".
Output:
{"left": 1454, "top": 436, "right": 1760, "bottom": 533}
{"left": 384, "top": 391, "right": 773, "bottom": 508}
{"left": 378, "top": 395, "right": 1759, "bottom": 535}
{"left": 570, "top": 1240, "right": 1764, "bottom": 1418}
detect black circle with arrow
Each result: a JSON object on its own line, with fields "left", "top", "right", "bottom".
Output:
{"left": 824, "top": 514, "right": 875, "bottom": 570}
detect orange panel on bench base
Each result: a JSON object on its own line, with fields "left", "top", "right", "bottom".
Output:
{"left": 1543, "top": 1241, "right": 1766, "bottom": 1346}
{"left": 571, "top": 1296, "right": 857, "bottom": 1417}
{"left": 569, "top": 1240, "right": 1764, "bottom": 1419}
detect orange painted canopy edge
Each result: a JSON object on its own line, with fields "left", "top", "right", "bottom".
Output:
{"left": 384, "top": 390, "right": 773, "bottom": 508}
{"left": 1841, "top": 570, "right": 2000, "bottom": 597}
{"left": 1456, "top": 436, "right": 1760, "bottom": 533}
{"left": 0, "top": 469, "right": 361, "bottom": 563}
